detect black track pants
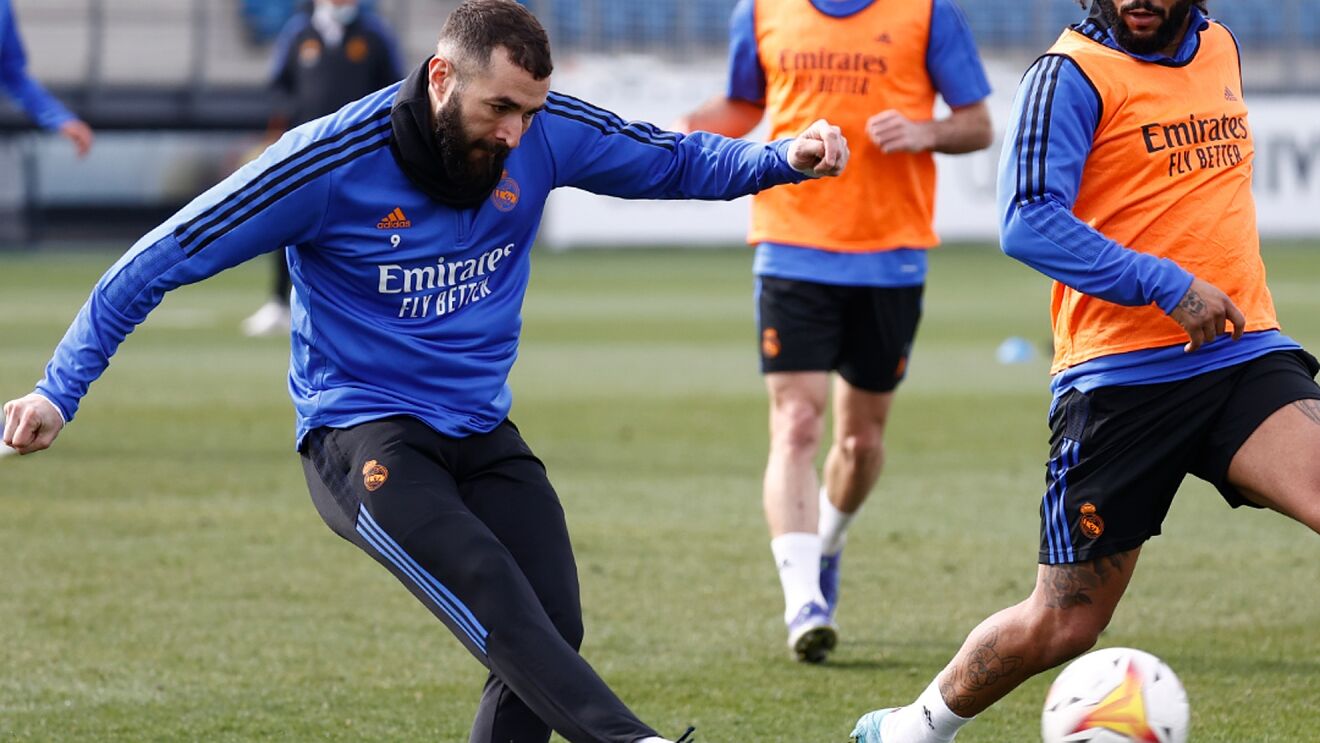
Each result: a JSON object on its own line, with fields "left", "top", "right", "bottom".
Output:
{"left": 301, "top": 416, "right": 657, "bottom": 743}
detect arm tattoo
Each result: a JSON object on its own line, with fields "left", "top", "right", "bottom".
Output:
{"left": 940, "top": 627, "right": 1023, "bottom": 716}
{"left": 1178, "top": 289, "right": 1206, "bottom": 317}
{"left": 1043, "top": 553, "right": 1130, "bottom": 609}
{"left": 1297, "top": 399, "right": 1320, "bottom": 427}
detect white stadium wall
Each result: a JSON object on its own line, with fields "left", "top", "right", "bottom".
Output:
{"left": 540, "top": 58, "right": 1320, "bottom": 248}
{"left": 1250, "top": 97, "right": 1320, "bottom": 237}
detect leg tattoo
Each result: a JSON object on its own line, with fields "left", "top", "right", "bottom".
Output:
{"left": 940, "top": 626, "right": 1023, "bottom": 717}
{"left": 1043, "top": 553, "right": 1130, "bottom": 609}
{"left": 939, "top": 552, "right": 1135, "bottom": 718}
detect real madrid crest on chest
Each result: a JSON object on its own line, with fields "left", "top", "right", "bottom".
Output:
{"left": 491, "top": 170, "right": 520, "bottom": 212}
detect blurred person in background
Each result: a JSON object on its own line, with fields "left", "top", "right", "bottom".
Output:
{"left": 673, "top": 0, "right": 993, "bottom": 664}
{"left": 3, "top": 1, "right": 849, "bottom": 740}
{"left": 852, "top": 1, "right": 1320, "bottom": 740}
{"left": 241, "top": 0, "right": 403, "bottom": 337}
{"left": 0, "top": 0, "right": 93, "bottom": 156}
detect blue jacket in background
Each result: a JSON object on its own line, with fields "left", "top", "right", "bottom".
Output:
{"left": 0, "top": 0, "right": 76, "bottom": 129}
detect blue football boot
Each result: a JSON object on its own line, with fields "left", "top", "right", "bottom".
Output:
{"left": 850, "top": 708, "right": 896, "bottom": 742}
{"left": 786, "top": 601, "right": 837, "bottom": 663}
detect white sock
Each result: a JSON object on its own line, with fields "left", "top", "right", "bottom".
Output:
{"left": 770, "top": 532, "right": 826, "bottom": 623}
{"left": 636, "top": 738, "right": 670, "bottom": 743}
{"left": 817, "top": 486, "right": 856, "bottom": 557}
{"left": 881, "top": 679, "right": 973, "bottom": 742}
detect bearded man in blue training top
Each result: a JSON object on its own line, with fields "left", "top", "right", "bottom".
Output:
{"left": 1, "top": 2, "right": 848, "bottom": 742}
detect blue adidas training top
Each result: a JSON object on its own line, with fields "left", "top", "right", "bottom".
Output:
{"left": 35, "top": 63, "right": 809, "bottom": 446}
{"left": 998, "top": 6, "right": 1300, "bottom": 401}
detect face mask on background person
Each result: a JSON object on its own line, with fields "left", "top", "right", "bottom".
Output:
{"left": 312, "top": 1, "right": 360, "bottom": 45}
{"left": 331, "top": 4, "right": 360, "bottom": 26}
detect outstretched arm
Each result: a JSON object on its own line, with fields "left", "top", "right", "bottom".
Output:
{"left": 542, "top": 92, "right": 845, "bottom": 200}
{"left": 2, "top": 128, "right": 338, "bottom": 454}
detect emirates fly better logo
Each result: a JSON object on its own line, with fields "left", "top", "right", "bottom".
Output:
{"left": 1140, "top": 112, "right": 1249, "bottom": 178}
{"left": 377, "top": 242, "right": 517, "bottom": 319}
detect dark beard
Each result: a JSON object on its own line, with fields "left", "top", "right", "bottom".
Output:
{"left": 432, "top": 95, "right": 510, "bottom": 200}
{"left": 1098, "top": 0, "right": 1195, "bottom": 55}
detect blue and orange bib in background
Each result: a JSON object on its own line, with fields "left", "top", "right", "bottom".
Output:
{"left": 1046, "top": 21, "right": 1279, "bottom": 372}
{"left": 750, "top": 0, "right": 938, "bottom": 253}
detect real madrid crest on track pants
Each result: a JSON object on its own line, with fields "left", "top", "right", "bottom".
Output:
{"left": 300, "top": 416, "right": 657, "bottom": 743}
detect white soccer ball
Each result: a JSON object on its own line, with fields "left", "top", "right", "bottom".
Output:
{"left": 1041, "top": 647, "right": 1189, "bottom": 743}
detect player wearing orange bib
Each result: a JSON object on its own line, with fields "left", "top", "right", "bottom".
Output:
{"left": 674, "top": 0, "right": 992, "bottom": 664}
{"left": 852, "top": 2, "right": 1320, "bottom": 740}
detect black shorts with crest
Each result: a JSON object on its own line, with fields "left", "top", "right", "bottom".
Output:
{"left": 1039, "top": 350, "right": 1320, "bottom": 565}
{"left": 756, "top": 276, "right": 923, "bottom": 393}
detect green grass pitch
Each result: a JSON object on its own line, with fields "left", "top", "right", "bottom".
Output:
{"left": 1, "top": 243, "right": 1318, "bottom": 741}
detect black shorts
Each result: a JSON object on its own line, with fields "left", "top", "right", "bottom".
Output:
{"left": 756, "top": 276, "right": 923, "bottom": 393}
{"left": 1039, "top": 349, "right": 1320, "bottom": 565}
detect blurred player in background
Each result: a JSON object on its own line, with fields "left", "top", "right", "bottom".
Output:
{"left": 0, "top": 0, "right": 93, "bottom": 156}
{"left": 673, "top": 0, "right": 992, "bottom": 663}
{"left": 241, "top": 0, "right": 403, "bottom": 337}
{"left": 3, "top": 2, "right": 848, "bottom": 740}
{"left": 852, "top": 1, "right": 1320, "bottom": 740}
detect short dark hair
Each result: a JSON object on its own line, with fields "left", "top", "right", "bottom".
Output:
{"left": 438, "top": 0, "right": 553, "bottom": 81}
{"left": 1077, "top": 0, "right": 1208, "bottom": 7}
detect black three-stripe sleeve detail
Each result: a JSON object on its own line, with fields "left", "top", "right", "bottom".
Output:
{"left": 547, "top": 92, "right": 627, "bottom": 128}
{"left": 544, "top": 105, "right": 678, "bottom": 152}
{"left": 543, "top": 97, "right": 680, "bottom": 148}
{"left": 547, "top": 91, "right": 680, "bottom": 146}
{"left": 1017, "top": 56, "right": 1064, "bottom": 206}
{"left": 184, "top": 138, "right": 390, "bottom": 256}
{"left": 1034, "top": 59, "right": 1063, "bottom": 205}
{"left": 1013, "top": 62, "right": 1040, "bottom": 205}
{"left": 175, "top": 110, "right": 391, "bottom": 249}
{"left": 545, "top": 92, "right": 679, "bottom": 150}
{"left": 1015, "top": 57, "right": 1050, "bottom": 205}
